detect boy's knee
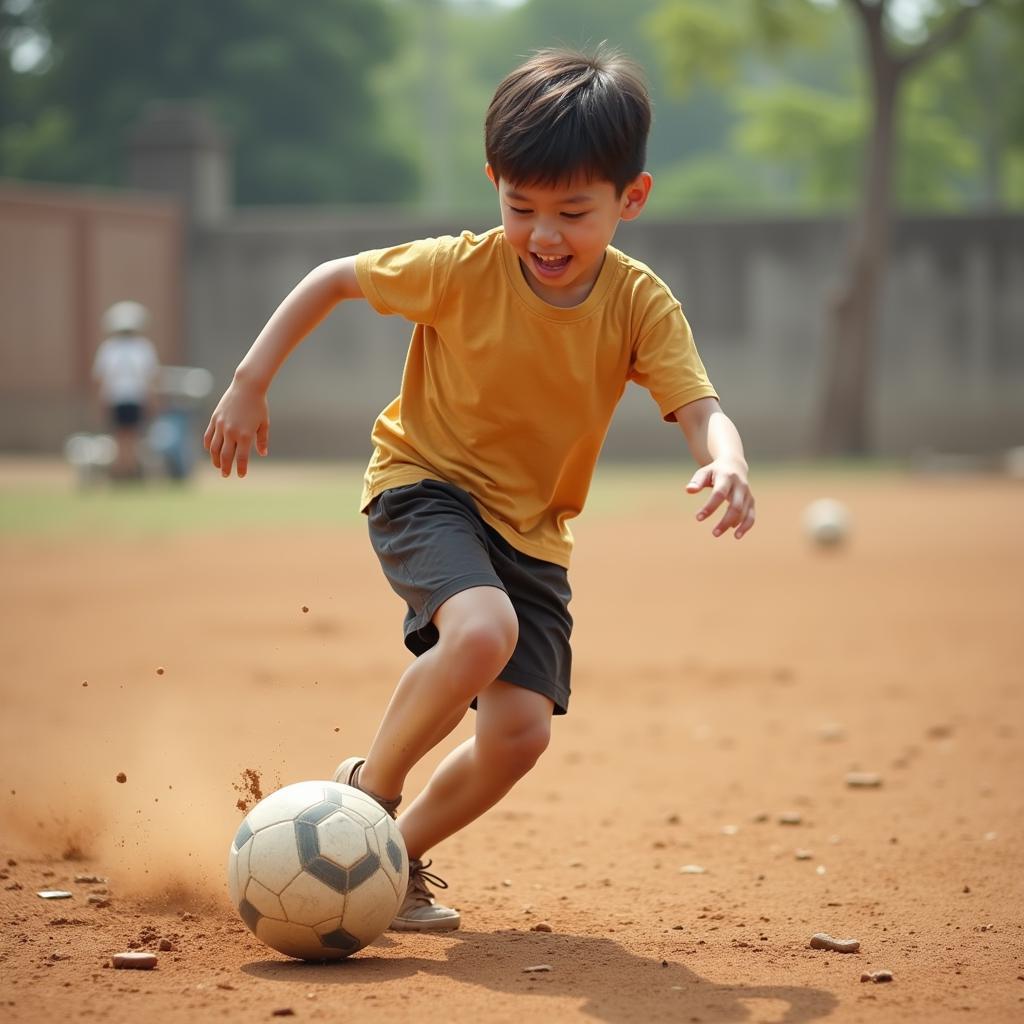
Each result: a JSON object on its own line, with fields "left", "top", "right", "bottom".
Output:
{"left": 482, "top": 717, "right": 551, "bottom": 776}
{"left": 438, "top": 592, "right": 518, "bottom": 680}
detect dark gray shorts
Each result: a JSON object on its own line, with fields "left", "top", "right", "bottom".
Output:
{"left": 367, "top": 478, "right": 573, "bottom": 714}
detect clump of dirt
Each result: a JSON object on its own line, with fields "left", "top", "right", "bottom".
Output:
{"left": 233, "top": 768, "right": 264, "bottom": 813}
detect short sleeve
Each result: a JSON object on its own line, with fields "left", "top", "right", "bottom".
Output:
{"left": 355, "top": 237, "right": 454, "bottom": 326}
{"left": 629, "top": 304, "right": 718, "bottom": 421}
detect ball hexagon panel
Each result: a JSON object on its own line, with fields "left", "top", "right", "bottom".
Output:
{"left": 315, "top": 811, "right": 372, "bottom": 869}
{"left": 244, "top": 877, "right": 287, "bottom": 921}
{"left": 314, "top": 918, "right": 363, "bottom": 957}
{"left": 255, "top": 917, "right": 348, "bottom": 962}
{"left": 371, "top": 816, "right": 408, "bottom": 897}
{"left": 248, "top": 820, "right": 303, "bottom": 894}
{"left": 279, "top": 869, "right": 347, "bottom": 928}
{"left": 336, "top": 866, "right": 405, "bottom": 942}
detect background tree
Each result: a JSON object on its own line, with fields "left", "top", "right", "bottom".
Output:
{"left": 0, "top": 0, "right": 417, "bottom": 203}
{"left": 650, "top": 0, "right": 1019, "bottom": 454}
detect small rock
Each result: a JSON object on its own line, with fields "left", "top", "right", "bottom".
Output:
{"left": 530, "top": 922, "right": 553, "bottom": 933}
{"left": 116, "top": 773, "right": 127, "bottom": 784}
{"left": 271, "top": 1011, "right": 295, "bottom": 1018}
{"left": 809, "top": 933, "right": 860, "bottom": 953}
{"left": 778, "top": 812, "right": 803, "bottom": 826}
{"left": 37, "top": 891, "right": 73, "bottom": 900}
{"left": 112, "top": 952, "right": 158, "bottom": 970}
{"left": 522, "top": 964, "right": 553, "bottom": 973}
{"left": 49, "top": 952, "right": 72, "bottom": 961}
{"left": 861, "top": 970, "right": 893, "bottom": 983}
{"left": 679, "top": 865, "right": 707, "bottom": 874}
{"left": 73, "top": 875, "right": 106, "bottom": 885}
{"left": 501, "top": 879, "right": 512, "bottom": 887}
{"left": 795, "top": 849, "right": 814, "bottom": 860}
{"left": 5, "top": 882, "right": 23, "bottom": 891}
{"left": 158, "top": 938, "right": 174, "bottom": 951}
{"left": 301, "top": 606, "right": 309, "bottom": 613}
{"left": 87, "top": 895, "right": 110, "bottom": 908}
{"left": 845, "top": 771, "right": 882, "bottom": 788}
{"left": 156, "top": 667, "right": 165, "bottom": 676}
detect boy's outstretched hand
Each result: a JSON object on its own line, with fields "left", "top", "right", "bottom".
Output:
{"left": 687, "top": 460, "right": 755, "bottom": 539}
{"left": 203, "top": 378, "right": 270, "bottom": 478}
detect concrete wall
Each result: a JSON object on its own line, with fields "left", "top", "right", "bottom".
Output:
{"left": 0, "top": 181, "right": 183, "bottom": 448}
{"left": 189, "top": 209, "right": 1024, "bottom": 460}
{"left": 2, "top": 173, "right": 1020, "bottom": 458}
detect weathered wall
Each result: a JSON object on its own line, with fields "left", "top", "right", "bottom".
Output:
{"left": 188, "top": 210, "right": 1024, "bottom": 460}
{"left": 2, "top": 177, "right": 1021, "bottom": 459}
{"left": 0, "top": 181, "right": 183, "bottom": 447}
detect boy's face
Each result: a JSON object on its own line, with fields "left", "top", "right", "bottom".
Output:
{"left": 487, "top": 167, "right": 652, "bottom": 308}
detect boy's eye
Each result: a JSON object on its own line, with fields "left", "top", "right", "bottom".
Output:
{"left": 561, "top": 211, "right": 587, "bottom": 220}
{"left": 508, "top": 206, "right": 532, "bottom": 215}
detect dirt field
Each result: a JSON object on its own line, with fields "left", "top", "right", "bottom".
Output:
{"left": 1, "top": 463, "right": 1022, "bottom": 1023}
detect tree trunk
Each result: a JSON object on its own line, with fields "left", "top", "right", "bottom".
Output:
{"left": 819, "top": 11, "right": 899, "bottom": 456}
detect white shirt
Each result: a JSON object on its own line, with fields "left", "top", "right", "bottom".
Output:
{"left": 92, "top": 334, "right": 159, "bottom": 405}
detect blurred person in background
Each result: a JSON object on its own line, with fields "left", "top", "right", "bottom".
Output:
{"left": 92, "top": 301, "right": 160, "bottom": 480}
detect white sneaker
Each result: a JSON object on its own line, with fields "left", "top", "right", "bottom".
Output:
{"left": 390, "top": 859, "right": 461, "bottom": 932}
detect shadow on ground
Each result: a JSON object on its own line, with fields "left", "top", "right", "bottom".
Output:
{"left": 242, "top": 930, "right": 838, "bottom": 1023}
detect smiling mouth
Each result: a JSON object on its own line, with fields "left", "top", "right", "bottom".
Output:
{"left": 531, "top": 252, "right": 572, "bottom": 274}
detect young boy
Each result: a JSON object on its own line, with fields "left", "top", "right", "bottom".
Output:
{"left": 204, "top": 48, "right": 755, "bottom": 932}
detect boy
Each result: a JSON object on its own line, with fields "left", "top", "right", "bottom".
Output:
{"left": 204, "top": 48, "right": 755, "bottom": 932}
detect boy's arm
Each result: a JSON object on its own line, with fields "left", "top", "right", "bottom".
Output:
{"left": 673, "top": 396, "right": 755, "bottom": 540}
{"left": 204, "top": 257, "right": 364, "bottom": 478}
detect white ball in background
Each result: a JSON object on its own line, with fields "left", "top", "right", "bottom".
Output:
{"left": 802, "top": 498, "right": 850, "bottom": 548}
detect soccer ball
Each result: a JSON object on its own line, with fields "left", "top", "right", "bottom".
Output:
{"left": 227, "top": 780, "right": 409, "bottom": 960}
{"left": 802, "top": 498, "right": 850, "bottom": 548}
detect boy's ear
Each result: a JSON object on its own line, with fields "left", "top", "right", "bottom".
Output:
{"left": 619, "top": 172, "right": 653, "bottom": 222}
{"left": 485, "top": 163, "right": 499, "bottom": 189}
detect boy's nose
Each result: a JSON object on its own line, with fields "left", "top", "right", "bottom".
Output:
{"left": 530, "top": 219, "right": 562, "bottom": 247}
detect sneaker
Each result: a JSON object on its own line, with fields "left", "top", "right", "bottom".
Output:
{"left": 333, "top": 756, "right": 402, "bottom": 819}
{"left": 390, "top": 859, "right": 461, "bottom": 932}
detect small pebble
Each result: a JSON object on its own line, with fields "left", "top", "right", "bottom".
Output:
{"left": 87, "top": 895, "right": 110, "bottom": 908}
{"left": 271, "top": 1010, "right": 295, "bottom": 1018}
{"left": 156, "top": 667, "right": 165, "bottom": 676}
{"left": 159, "top": 938, "right": 174, "bottom": 951}
{"left": 301, "top": 606, "right": 309, "bottom": 613}
{"left": 523, "top": 965, "right": 553, "bottom": 973}
{"left": 116, "top": 773, "right": 127, "bottom": 784}
{"left": 861, "top": 970, "right": 893, "bottom": 983}
{"left": 779, "top": 812, "right": 803, "bottom": 825}
{"left": 112, "top": 952, "right": 157, "bottom": 970}
{"left": 50, "top": 952, "right": 72, "bottom": 961}
{"left": 795, "top": 849, "right": 814, "bottom": 860}
{"left": 679, "top": 865, "right": 707, "bottom": 874}
{"left": 845, "top": 771, "right": 882, "bottom": 788}
{"left": 809, "top": 932, "right": 860, "bottom": 953}
{"left": 74, "top": 875, "right": 106, "bottom": 884}
{"left": 37, "top": 891, "right": 73, "bottom": 900}
{"left": 530, "top": 922, "right": 553, "bottom": 933}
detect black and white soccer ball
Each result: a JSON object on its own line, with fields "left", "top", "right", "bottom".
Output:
{"left": 227, "top": 780, "right": 409, "bottom": 960}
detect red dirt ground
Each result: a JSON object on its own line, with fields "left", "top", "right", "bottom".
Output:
{"left": 1, "top": 468, "right": 1022, "bottom": 1023}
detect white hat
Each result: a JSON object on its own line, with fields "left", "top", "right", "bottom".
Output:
{"left": 102, "top": 300, "right": 149, "bottom": 335}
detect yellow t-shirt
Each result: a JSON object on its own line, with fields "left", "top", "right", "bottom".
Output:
{"left": 355, "top": 227, "right": 717, "bottom": 568}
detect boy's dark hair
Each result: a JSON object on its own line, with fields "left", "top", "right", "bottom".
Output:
{"left": 485, "top": 47, "right": 651, "bottom": 195}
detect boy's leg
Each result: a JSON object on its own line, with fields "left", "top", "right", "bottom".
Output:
{"left": 357, "top": 586, "right": 518, "bottom": 805}
{"left": 397, "top": 678, "right": 553, "bottom": 861}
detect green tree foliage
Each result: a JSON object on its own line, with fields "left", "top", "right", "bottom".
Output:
{"left": 0, "top": 0, "right": 417, "bottom": 203}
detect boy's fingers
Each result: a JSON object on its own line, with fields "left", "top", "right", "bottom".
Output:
{"left": 686, "top": 466, "right": 713, "bottom": 493}
{"left": 219, "top": 439, "right": 237, "bottom": 477}
{"left": 203, "top": 421, "right": 215, "bottom": 451}
{"left": 256, "top": 421, "right": 269, "bottom": 456}
{"left": 696, "top": 482, "right": 731, "bottom": 522}
{"left": 712, "top": 493, "right": 745, "bottom": 537}
{"left": 735, "top": 500, "right": 756, "bottom": 539}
